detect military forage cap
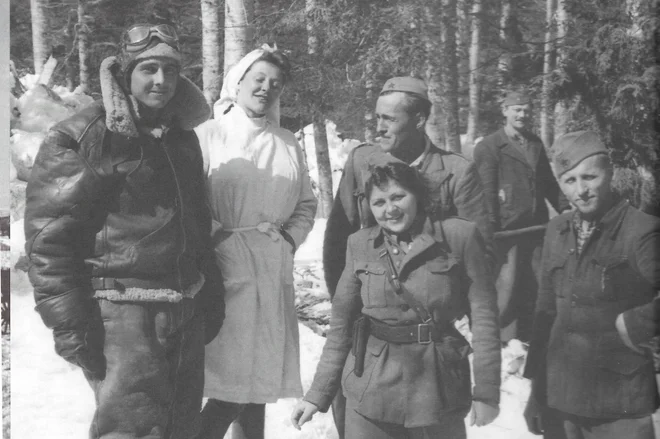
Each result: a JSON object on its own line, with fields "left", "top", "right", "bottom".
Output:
{"left": 502, "top": 91, "right": 532, "bottom": 107}
{"left": 551, "top": 130, "right": 608, "bottom": 177}
{"left": 380, "top": 77, "right": 430, "bottom": 102}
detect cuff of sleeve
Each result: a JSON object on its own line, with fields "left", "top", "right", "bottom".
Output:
{"left": 472, "top": 383, "right": 500, "bottom": 407}
{"left": 303, "top": 390, "right": 334, "bottom": 413}
{"left": 622, "top": 310, "right": 653, "bottom": 348}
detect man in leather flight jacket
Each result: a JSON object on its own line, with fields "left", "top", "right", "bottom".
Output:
{"left": 24, "top": 22, "right": 224, "bottom": 439}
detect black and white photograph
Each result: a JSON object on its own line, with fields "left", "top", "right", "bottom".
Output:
{"left": 4, "top": 0, "right": 659, "bottom": 438}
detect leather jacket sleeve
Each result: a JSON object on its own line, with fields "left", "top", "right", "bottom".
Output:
{"left": 25, "top": 129, "right": 107, "bottom": 379}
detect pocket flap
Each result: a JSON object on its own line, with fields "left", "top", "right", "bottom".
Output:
{"left": 427, "top": 257, "right": 458, "bottom": 273}
{"left": 354, "top": 261, "right": 386, "bottom": 275}
{"left": 593, "top": 255, "right": 628, "bottom": 269}
{"left": 599, "top": 350, "right": 651, "bottom": 375}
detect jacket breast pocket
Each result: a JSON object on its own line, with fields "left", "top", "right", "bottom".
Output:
{"left": 592, "top": 256, "right": 637, "bottom": 302}
{"left": 342, "top": 336, "right": 387, "bottom": 402}
{"left": 426, "top": 258, "right": 459, "bottom": 304}
{"left": 354, "top": 261, "right": 388, "bottom": 308}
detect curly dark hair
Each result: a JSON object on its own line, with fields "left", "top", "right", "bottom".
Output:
{"left": 364, "top": 163, "right": 432, "bottom": 216}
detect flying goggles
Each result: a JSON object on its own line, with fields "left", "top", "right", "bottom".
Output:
{"left": 122, "top": 24, "right": 180, "bottom": 52}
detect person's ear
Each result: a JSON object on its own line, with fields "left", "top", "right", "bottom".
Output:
{"left": 415, "top": 112, "right": 427, "bottom": 131}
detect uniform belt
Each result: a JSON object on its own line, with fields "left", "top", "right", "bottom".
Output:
{"left": 368, "top": 317, "right": 449, "bottom": 344}
{"left": 91, "top": 277, "right": 180, "bottom": 292}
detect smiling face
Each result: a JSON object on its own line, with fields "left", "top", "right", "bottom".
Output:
{"left": 130, "top": 58, "right": 179, "bottom": 110}
{"left": 558, "top": 154, "right": 614, "bottom": 221}
{"left": 236, "top": 60, "right": 284, "bottom": 118}
{"left": 502, "top": 103, "right": 532, "bottom": 133}
{"left": 375, "top": 92, "right": 424, "bottom": 158}
{"left": 369, "top": 179, "right": 419, "bottom": 234}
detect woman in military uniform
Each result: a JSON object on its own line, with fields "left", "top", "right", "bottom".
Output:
{"left": 292, "top": 163, "right": 501, "bottom": 438}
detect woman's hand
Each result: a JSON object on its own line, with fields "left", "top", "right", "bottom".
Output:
{"left": 291, "top": 400, "right": 319, "bottom": 430}
{"left": 469, "top": 401, "right": 499, "bottom": 427}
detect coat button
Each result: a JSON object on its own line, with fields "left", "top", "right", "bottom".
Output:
{"left": 571, "top": 301, "right": 576, "bottom": 307}
{"left": 392, "top": 248, "right": 400, "bottom": 255}
{"left": 568, "top": 249, "right": 575, "bottom": 254}
{"left": 400, "top": 304, "right": 410, "bottom": 311}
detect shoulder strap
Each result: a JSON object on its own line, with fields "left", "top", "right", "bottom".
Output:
{"left": 378, "top": 249, "right": 434, "bottom": 324}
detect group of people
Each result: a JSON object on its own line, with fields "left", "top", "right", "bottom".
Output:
{"left": 23, "top": 19, "right": 657, "bottom": 439}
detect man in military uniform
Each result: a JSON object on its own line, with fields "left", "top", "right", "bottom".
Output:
{"left": 323, "top": 76, "right": 492, "bottom": 438}
{"left": 523, "top": 131, "right": 659, "bottom": 439}
{"left": 473, "top": 91, "right": 569, "bottom": 341}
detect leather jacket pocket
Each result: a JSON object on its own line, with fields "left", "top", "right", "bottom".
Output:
{"left": 342, "top": 336, "right": 387, "bottom": 402}
{"left": 435, "top": 335, "right": 472, "bottom": 409}
{"left": 354, "top": 261, "right": 388, "bottom": 308}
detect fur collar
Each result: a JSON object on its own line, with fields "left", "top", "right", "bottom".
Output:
{"left": 100, "top": 56, "right": 210, "bottom": 137}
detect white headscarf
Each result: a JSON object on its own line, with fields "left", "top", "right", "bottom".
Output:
{"left": 213, "top": 43, "right": 281, "bottom": 126}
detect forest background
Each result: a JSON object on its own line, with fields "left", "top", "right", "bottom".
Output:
{"left": 9, "top": 0, "right": 660, "bottom": 216}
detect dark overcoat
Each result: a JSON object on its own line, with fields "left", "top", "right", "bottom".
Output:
{"left": 473, "top": 128, "right": 567, "bottom": 232}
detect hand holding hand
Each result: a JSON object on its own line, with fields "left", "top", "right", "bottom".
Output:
{"left": 469, "top": 401, "right": 499, "bottom": 427}
{"left": 291, "top": 400, "right": 319, "bottom": 430}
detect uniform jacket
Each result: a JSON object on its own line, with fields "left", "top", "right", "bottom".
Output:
{"left": 323, "top": 137, "right": 492, "bottom": 298}
{"left": 24, "top": 56, "right": 223, "bottom": 377}
{"left": 524, "top": 199, "right": 660, "bottom": 418}
{"left": 473, "top": 128, "right": 568, "bottom": 231}
{"left": 306, "top": 217, "right": 501, "bottom": 428}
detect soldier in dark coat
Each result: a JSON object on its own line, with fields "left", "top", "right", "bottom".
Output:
{"left": 473, "top": 91, "right": 569, "bottom": 341}
{"left": 523, "top": 131, "right": 659, "bottom": 439}
{"left": 322, "top": 76, "right": 492, "bottom": 437}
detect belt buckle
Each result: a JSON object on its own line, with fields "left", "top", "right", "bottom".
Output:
{"left": 417, "top": 323, "right": 432, "bottom": 344}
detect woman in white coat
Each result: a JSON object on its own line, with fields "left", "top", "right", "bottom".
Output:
{"left": 194, "top": 46, "right": 317, "bottom": 439}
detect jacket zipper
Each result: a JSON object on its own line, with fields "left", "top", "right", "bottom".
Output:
{"left": 160, "top": 134, "right": 186, "bottom": 293}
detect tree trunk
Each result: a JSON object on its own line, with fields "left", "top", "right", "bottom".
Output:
{"left": 313, "top": 116, "right": 334, "bottom": 217}
{"left": 201, "top": 0, "right": 222, "bottom": 108}
{"left": 442, "top": 0, "right": 462, "bottom": 153}
{"left": 224, "top": 0, "right": 254, "bottom": 75}
{"left": 465, "top": 0, "right": 482, "bottom": 155}
{"left": 307, "top": 0, "right": 333, "bottom": 214}
{"left": 553, "top": 0, "right": 569, "bottom": 138}
{"left": 497, "top": 0, "right": 512, "bottom": 89}
{"left": 64, "top": 9, "right": 77, "bottom": 91}
{"left": 540, "top": 0, "right": 556, "bottom": 148}
{"left": 30, "top": 0, "right": 49, "bottom": 75}
{"left": 423, "top": 2, "right": 445, "bottom": 148}
{"left": 364, "top": 60, "right": 377, "bottom": 143}
{"left": 77, "top": 0, "right": 91, "bottom": 93}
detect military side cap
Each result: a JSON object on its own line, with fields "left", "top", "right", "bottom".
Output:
{"left": 551, "top": 130, "right": 608, "bottom": 177}
{"left": 502, "top": 91, "right": 532, "bottom": 107}
{"left": 380, "top": 77, "right": 429, "bottom": 102}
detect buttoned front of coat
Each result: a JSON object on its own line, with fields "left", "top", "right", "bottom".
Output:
{"left": 305, "top": 217, "right": 501, "bottom": 428}
{"left": 525, "top": 199, "right": 660, "bottom": 418}
{"left": 474, "top": 128, "right": 567, "bottom": 231}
